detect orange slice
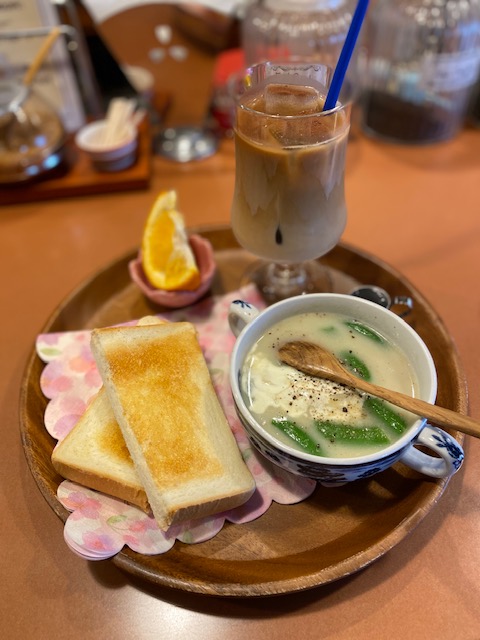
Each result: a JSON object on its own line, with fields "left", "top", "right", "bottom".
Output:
{"left": 141, "top": 191, "right": 201, "bottom": 291}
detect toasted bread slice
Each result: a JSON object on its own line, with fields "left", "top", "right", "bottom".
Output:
{"left": 51, "top": 388, "right": 149, "bottom": 510}
{"left": 51, "top": 316, "right": 162, "bottom": 511}
{"left": 90, "top": 321, "right": 255, "bottom": 531}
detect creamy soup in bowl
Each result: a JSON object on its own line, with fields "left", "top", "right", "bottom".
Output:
{"left": 228, "top": 294, "right": 464, "bottom": 485}
{"left": 241, "top": 310, "right": 419, "bottom": 459}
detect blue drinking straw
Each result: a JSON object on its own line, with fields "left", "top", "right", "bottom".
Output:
{"left": 323, "top": 0, "right": 370, "bottom": 111}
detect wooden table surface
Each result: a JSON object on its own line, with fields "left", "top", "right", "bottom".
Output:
{"left": 1, "top": 6, "right": 480, "bottom": 639}
{"left": 1, "top": 122, "right": 479, "bottom": 640}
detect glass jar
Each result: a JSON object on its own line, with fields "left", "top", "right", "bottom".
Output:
{"left": 241, "top": 0, "right": 354, "bottom": 69}
{"left": 467, "top": 77, "right": 480, "bottom": 125}
{"left": 360, "top": 0, "right": 480, "bottom": 144}
{"left": 0, "top": 86, "right": 66, "bottom": 184}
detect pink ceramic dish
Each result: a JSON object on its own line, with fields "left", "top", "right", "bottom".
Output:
{"left": 128, "top": 234, "right": 216, "bottom": 308}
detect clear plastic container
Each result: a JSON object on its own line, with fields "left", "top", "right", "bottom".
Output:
{"left": 360, "top": 0, "right": 480, "bottom": 144}
{"left": 241, "top": 0, "right": 354, "bottom": 69}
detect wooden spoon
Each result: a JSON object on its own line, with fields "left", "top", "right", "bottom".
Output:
{"left": 8, "top": 27, "right": 62, "bottom": 113}
{"left": 278, "top": 341, "right": 480, "bottom": 439}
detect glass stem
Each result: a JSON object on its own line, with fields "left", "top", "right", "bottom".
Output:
{"left": 265, "top": 262, "right": 309, "bottom": 298}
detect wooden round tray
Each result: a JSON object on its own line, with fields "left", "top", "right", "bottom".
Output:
{"left": 19, "top": 227, "right": 467, "bottom": 597}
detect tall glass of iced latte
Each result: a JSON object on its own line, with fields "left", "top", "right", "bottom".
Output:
{"left": 231, "top": 62, "right": 352, "bottom": 301}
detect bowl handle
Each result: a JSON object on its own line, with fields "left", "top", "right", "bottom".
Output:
{"left": 228, "top": 300, "right": 260, "bottom": 337}
{"left": 399, "top": 425, "right": 464, "bottom": 478}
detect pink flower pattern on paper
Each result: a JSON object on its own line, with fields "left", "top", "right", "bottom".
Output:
{"left": 61, "top": 489, "right": 103, "bottom": 519}
{"left": 37, "top": 286, "right": 316, "bottom": 560}
{"left": 83, "top": 530, "right": 116, "bottom": 551}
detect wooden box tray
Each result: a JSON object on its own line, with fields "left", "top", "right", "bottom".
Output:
{"left": 1, "top": 122, "right": 151, "bottom": 205}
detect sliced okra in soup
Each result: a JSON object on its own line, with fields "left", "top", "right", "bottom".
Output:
{"left": 363, "top": 396, "right": 407, "bottom": 434}
{"left": 315, "top": 421, "right": 390, "bottom": 445}
{"left": 271, "top": 417, "right": 324, "bottom": 456}
{"left": 345, "top": 320, "right": 385, "bottom": 344}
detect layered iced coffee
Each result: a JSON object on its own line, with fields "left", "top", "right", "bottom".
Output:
{"left": 231, "top": 80, "right": 350, "bottom": 263}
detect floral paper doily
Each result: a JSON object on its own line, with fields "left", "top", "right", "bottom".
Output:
{"left": 37, "top": 285, "right": 316, "bottom": 560}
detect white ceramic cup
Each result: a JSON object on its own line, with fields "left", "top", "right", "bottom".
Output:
{"left": 74, "top": 120, "right": 138, "bottom": 172}
{"left": 228, "top": 294, "right": 464, "bottom": 484}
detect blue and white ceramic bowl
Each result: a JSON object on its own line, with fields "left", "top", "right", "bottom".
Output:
{"left": 229, "top": 294, "right": 464, "bottom": 485}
